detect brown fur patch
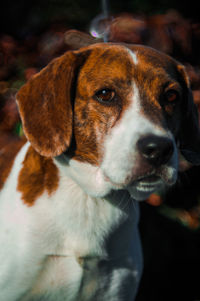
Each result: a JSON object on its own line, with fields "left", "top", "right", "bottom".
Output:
{"left": 0, "top": 138, "right": 26, "bottom": 190}
{"left": 17, "top": 146, "right": 59, "bottom": 206}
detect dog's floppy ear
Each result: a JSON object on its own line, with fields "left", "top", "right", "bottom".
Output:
{"left": 17, "top": 50, "right": 88, "bottom": 157}
{"left": 177, "top": 64, "right": 200, "bottom": 165}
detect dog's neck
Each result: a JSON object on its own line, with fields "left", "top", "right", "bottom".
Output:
{"left": 55, "top": 153, "right": 116, "bottom": 198}
{"left": 53, "top": 153, "right": 139, "bottom": 259}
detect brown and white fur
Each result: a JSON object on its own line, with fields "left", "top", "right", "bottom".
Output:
{"left": 0, "top": 43, "right": 200, "bottom": 301}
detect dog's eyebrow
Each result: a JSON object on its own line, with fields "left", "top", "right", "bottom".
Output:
{"left": 93, "top": 77, "right": 133, "bottom": 90}
{"left": 164, "top": 81, "right": 182, "bottom": 91}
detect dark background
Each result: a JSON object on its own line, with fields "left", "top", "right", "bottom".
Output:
{"left": 1, "top": 1, "right": 200, "bottom": 300}
{"left": 1, "top": 0, "right": 200, "bottom": 38}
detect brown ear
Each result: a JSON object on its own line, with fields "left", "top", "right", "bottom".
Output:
{"left": 17, "top": 50, "right": 87, "bottom": 157}
{"left": 178, "top": 65, "right": 200, "bottom": 165}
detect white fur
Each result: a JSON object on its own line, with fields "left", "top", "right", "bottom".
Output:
{"left": 128, "top": 49, "right": 138, "bottom": 65}
{"left": 0, "top": 143, "right": 142, "bottom": 301}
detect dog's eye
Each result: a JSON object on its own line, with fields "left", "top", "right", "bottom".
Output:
{"left": 165, "top": 89, "right": 179, "bottom": 103}
{"left": 95, "top": 89, "right": 115, "bottom": 103}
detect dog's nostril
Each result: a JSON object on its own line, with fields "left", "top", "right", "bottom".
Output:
{"left": 142, "top": 142, "right": 159, "bottom": 159}
{"left": 137, "top": 135, "right": 174, "bottom": 166}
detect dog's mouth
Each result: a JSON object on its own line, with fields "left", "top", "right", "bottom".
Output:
{"left": 104, "top": 167, "right": 177, "bottom": 200}
{"left": 126, "top": 174, "right": 164, "bottom": 201}
{"left": 104, "top": 172, "right": 163, "bottom": 190}
{"left": 133, "top": 175, "right": 163, "bottom": 192}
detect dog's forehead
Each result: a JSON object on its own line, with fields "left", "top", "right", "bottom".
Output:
{"left": 78, "top": 44, "right": 134, "bottom": 83}
{"left": 78, "top": 43, "right": 178, "bottom": 87}
{"left": 127, "top": 44, "right": 175, "bottom": 68}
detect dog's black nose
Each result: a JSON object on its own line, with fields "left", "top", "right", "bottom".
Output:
{"left": 137, "top": 135, "right": 174, "bottom": 166}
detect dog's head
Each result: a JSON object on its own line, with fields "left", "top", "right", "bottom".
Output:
{"left": 17, "top": 43, "right": 200, "bottom": 200}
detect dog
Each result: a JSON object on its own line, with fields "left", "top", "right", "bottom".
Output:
{"left": 0, "top": 42, "right": 200, "bottom": 301}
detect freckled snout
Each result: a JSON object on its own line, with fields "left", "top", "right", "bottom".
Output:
{"left": 137, "top": 135, "right": 174, "bottom": 167}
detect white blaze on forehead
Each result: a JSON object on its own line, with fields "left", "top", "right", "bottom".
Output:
{"left": 101, "top": 83, "right": 166, "bottom": 185}
{"left": 127, "top": 49, "right": 138, "bottom": 65}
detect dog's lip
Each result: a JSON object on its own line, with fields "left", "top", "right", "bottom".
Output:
{"left": 103, "top": 165, "right": 177, "bottom": 191}
{"left": 134, "top": 175, "right": 162, "bottom": 186}
{"left": 132, "top": 175, "right": 163, "bottom": 192}
{"left": 103, "top": 172, "right": 163, "bottom": 189}
{"left": 125, "top": 174, "right": 165, "bottom": 198}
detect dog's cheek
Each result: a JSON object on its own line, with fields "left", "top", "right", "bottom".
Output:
{"left": 72, "top": 98, "right": 122, "bottom": 165}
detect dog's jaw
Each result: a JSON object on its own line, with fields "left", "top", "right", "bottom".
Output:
{"left": 55, "top": 154, "right": 115, "bottom": 198}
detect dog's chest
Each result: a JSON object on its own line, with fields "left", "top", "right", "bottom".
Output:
{"left": 24, "top": 253, "right": 138, "bottom": 301}
{"left": 22, "top": 191, "right": 140, "bottom": 301}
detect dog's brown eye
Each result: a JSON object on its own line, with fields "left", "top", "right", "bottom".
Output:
{"left": 165, "top": 90, "right": 179, "bottom": 102}
{"left": 95, "top": 89, "right": 115, "bottom": 103}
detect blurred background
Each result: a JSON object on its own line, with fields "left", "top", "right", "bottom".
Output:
{"left": 1, "top": 0, "right": 200, "bottom": 300}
